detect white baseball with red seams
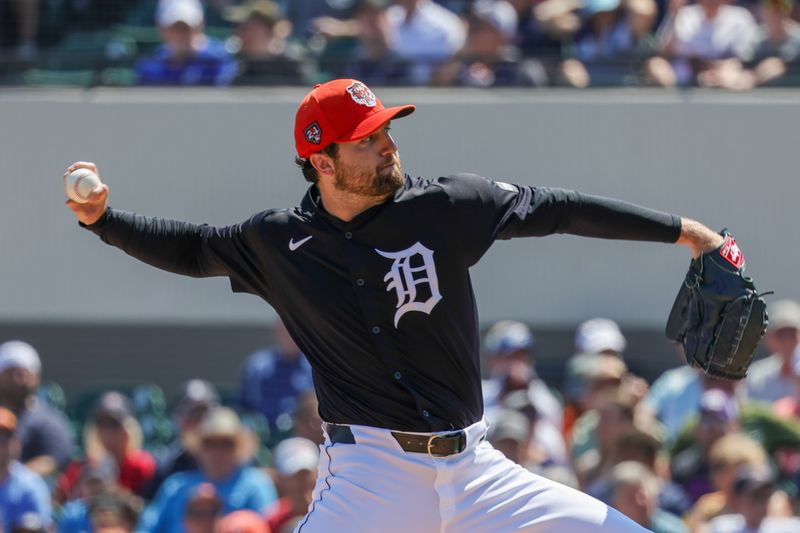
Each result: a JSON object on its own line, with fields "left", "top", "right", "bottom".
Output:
{"left": 64, "top": 168, "right": 101, "bottom": 204}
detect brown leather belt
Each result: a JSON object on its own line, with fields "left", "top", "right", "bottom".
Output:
{"left": 325, "top": 423, "right": 468, "bottom": 458}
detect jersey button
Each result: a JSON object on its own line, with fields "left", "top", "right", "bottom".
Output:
{"left": 422, "top": 410, "right": 430, "bottom": 418}
{"left": 344, "top": 231, "right": 353, "bottom": 240}
{"left": 356, "top": 278, "right": 365, "bottom": 287}
{"left": 371, "top": 326, "right": 381, "bottom": 334}
{"left": 393, "top": 371, "right": 402, "bottom": 380}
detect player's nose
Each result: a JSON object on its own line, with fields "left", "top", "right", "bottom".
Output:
{"left": 379, "top": 131, "right": 398, "bottom": 156}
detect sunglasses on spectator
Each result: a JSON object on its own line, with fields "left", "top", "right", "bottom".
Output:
{"left": 95, "top": 416, "right": 123, "bottom": 429}
{"left": 0, "top": 431, "right": 12, "bottom": 444}
{"left": 185, "top": 507, "right": 221, "bottom": 520}
{"left": 201, "top": 437, "right": 237, "bottom": 450}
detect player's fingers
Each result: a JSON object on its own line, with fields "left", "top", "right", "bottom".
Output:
{"left": 88, "top": 184, "right": 109, "bottom": 201}
{"left": 66, "top": 161, "right": 98, "bottom": 174}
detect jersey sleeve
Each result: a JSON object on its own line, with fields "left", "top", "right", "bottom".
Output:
{"left": 82, "top": 208, "right": 269, "bottom": 296}
{"left": 439, "top": 173, "right": 682, "bottom": 266}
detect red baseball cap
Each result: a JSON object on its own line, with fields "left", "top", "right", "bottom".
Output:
{"left": 294, "top": 79, "right": 415, "bottom": 158}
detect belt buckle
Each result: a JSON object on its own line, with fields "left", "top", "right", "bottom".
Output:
{"left": 426, "top": 431, "right": 466, "bottom": 459}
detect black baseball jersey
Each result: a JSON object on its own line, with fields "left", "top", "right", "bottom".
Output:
{"left": 83, "top": 174, "right": 681, "bottom": 432}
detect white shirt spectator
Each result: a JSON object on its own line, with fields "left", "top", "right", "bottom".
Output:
{"left": 386, "top": 0, "right": 466, "bottom": 84}
{"left": 746, "top": 353, "right": 795, "bottom": 404}
{"left": 707, "top": 513, "right": 800, "bottom": 533}
{"left": 667, "top": 4, "right": 759, "bottom": 61}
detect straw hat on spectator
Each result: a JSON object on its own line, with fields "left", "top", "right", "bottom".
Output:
{"left": 193, "top": 407, "right": 257, "bottom": 464}
{"left": 767, "top": 299, "right": 800, "bottom": 332}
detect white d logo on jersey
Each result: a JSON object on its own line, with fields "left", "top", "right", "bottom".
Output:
{"left": 375, "top": 242, "right": 442, "bottom": 327}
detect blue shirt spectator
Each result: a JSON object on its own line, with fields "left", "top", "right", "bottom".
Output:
{"left": 136, "top": 0, "right": 237, "bottom": 86}
{"left": 138, "top": 407, "right": 277, "bottom": 533}
{"left": 57, "top": 499, "right": 92, "bottom": 532}
{"left": 239, "top": 320, "right": 313, "bottom": 427}
{"left": 138, "top": 466, "right": 276, "bottom": 532}
{"left": 0, "top": 407, "right": 52, "bottom": 530}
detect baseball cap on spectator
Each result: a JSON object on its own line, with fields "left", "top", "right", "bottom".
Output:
{"left": 273, "top": 437, "right": 319, "bottom": 476}
{"left": 575, "top": 318, "right": 626, "bottom": 355}
{"left": 472, "top": 1, "right": 519, "bottom": 40}
{"left": 0, "top": 407, "right": 17, "bottom": 432}
{"left": 295, "top": 79, "right": 415, "bottom": 158}
{"left": 94, "top": 391, "right": 135, "bottom": 425}
{"left": 699, "top": 389, "right": 739, "bottom": 423}
{"left": 223, "top": 0, "right": 282, "bottom": 25}
{"left": 217, "top": 510, "right": 271, "bottom": 533}
{"left": 175, "top": 379, "right": 219, "bottom": 417}
{"left": 767, "top": 299, "right": 800, "bottom": 331}
{"left": 487, "top": 408, "right": 530, "bottom": 444}
{"left": 0, "top": 340, "right": 41, "bottom": 374}
{"left": 485, "top": 321, "right": 535, "bottom": 356}
{"left": 157, "top": 0, "right": 204, "bottom": 28}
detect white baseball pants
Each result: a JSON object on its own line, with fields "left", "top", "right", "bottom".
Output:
{"left": 293, "top": 418, "right": 652, "bottom": 533}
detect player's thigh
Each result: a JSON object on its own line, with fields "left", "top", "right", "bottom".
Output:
{"left": 294, "top": 441, "right": 441, "bottom": 533}
{"left": 448, "top": 441, "right": 650, "bottom": 533}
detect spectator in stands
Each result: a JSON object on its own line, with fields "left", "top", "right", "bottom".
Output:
{"left": 56, "top": 391, "right": 156, "bottom": 502}
{"left": 566, "top": 0, "right": 658, "bottom": 87}
{"left": 183, "top": 482, "right": 223, "bottom": 533}
{"left": 135, "top": 0, "right": 238, "bottom": 86}
{"left": 566, "top": 353, "right": 630, "bottom": 452}
{"left": 310, "top": 0, "right": 396, "bottom": 83}
{"left": 291, "top": 391, "right": 324, "bottom": 445}
{"left": 144, "top": 379, "right": 219, "bottom": 500}
{"left": 385, "top": 0, "right": 467, "bottom": 84}
{"left": 139, "top": 407, "right": 277, "bottom": 532}
{"left": 224, "top": 0, "right": 309, "bottom": 85}
{"left": 481, "top": 321, "right": 562, "bottom": 430}
{"left": 285, "top": 0, "right": 360, "bottom": 37}
{"left": 239, "top": 319, "right": 313, "bottom": 431}
{"left": 613, "top": 429, "right": 691, "bottom": 517}
{"left": 266, "top": 437, "right": 318, "bottom": 533}
{"left": 573, "top": 388, "right": 639, "bottom": 491}
{"left": 750, "top": 0, "right": 800, "bottom": 86}
{"left": 774, "top": 351, "right": 800, "bottom": 419}
{"left": 87, "top": 491, "right": 141, "bottom": 533}
{"left": 57, "top": 461, "right": 119, "bottom": 532}
{"left": 0, "top": 407, "right": 51, "bottom": 531}
{"left": 611, "top": 461, "right": 688, "bottom": 533}
{"left": 500, "top": 390, "right": 570, "bottom": 469}
{"left": 670, "top": 389, "right": 740, "bottom": 504}
{"left": 747, "top": 299, "right": 800, "bottom": 404}
{"left": 707, "top": 466, "right": 800, "bottom": 533}
{"left": 0, "top": 340, "right": 73, "bottom": 478}
{"left": 643, "top": 344, "right": 704, "bottom": 443}
{"left": 645, "top": 0, "right": 760, "bottom": 89}
{"left": 487, "top": 407, "right": 534, "bottom": 466}
{"left": 218, "top": 510, "right": 270, "bottom": 533}
{"left": 435, "top": 0, "right": 548, "bottom": 87}
{"left": 684, "top": 433, "right": 792, "bottom": 532}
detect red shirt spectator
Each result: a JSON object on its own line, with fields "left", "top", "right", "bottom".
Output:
{"left": 55, "top": 392, "right": 156, "bottom": 502}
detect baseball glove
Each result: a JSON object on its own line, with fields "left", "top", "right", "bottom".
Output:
{"left": 666, "top": 231, "right": 769, "bottom": 380}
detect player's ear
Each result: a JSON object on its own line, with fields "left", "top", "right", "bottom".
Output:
{"left": 309, "top": 152, "right": 335, "bottom": 178}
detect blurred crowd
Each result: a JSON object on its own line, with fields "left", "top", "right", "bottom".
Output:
{"left": 1, "top": 0, "right": 800, "bottom": 87}
{"left": 2, "top": 299, "right": 800, "bottom": 532}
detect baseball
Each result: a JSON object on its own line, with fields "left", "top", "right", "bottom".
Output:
{"left": 64, "top": 168, "right": 101, "bottom": 204}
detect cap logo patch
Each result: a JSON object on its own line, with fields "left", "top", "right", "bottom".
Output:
{"left": 304, "top": 122, "right": 322, "bottom": 145}
{"left": 346, "top": 81, "right": 377, "bottom": 107}
{"left": 719, "top": 234, "right": 745, "bottom": 269}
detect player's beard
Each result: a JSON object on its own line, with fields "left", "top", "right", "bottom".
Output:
{"left": 333, "top": 153, "right": 404, "bottom": 198}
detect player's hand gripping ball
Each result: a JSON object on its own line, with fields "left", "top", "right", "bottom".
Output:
{"left": 64, "top": 167, "right": 102, "bottom": 204}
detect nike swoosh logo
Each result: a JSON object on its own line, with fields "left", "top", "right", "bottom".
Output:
{"left": 289, "top": 235, "right": 313, "bottom": 251}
